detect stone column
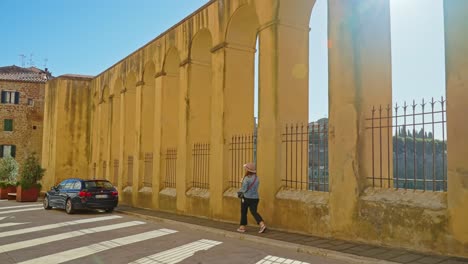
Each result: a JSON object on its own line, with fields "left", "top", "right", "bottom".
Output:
{"left": 256, "top": 20, "right": 310, "bottom": 219}
{"left": 133, "top": 81, "right": 144, "bottom": 201}
{"left": 445, "top": 0, "right": 468, "bottom": 245}
{"left": 175, "top": 59, "right": 191, "bottom": 213}
{"left": 151, "top": 72, "right": 165, "bottom": 209}
{"left": 118, "top": 88, "right": 126, "bottom": 195}
{"left": 328, "top": 0, "right": 392, "bottom": 233}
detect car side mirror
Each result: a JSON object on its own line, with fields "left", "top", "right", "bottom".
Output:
{"left": 51, "top": 186, "right": 58, "bottom": 191}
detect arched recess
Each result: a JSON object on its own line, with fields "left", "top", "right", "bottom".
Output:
{"left": 110, "top": 78, "right": 122, "bottom": 186}
{"left": 98, "top": 85, "right": 110, "bottom": 180}
{"left": 124, "top": 72, "right": 137, "bottom": 187}
{"left": 160, "top": 47, "right": 180, "bottom": 188}
{"left": 189, "top": 29, "right": 213, "bottom": 142}
{"left": 188, "top": 29, "right": 213, "bottom": 189}
{"left": 223, "top": 5, "right": 260, "bottom": 187}
{"left": 307, "top": 0, "right": 329, "bottom": 191}
{"left": 140, "top": 61, "right": 156, "bottom": 187}
{"left": 224, "top": 4, "right": 259, "bottom": 135}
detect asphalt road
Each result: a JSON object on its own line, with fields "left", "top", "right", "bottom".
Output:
{"left": 0, "top": 200, "right": 349, "bottom": 264}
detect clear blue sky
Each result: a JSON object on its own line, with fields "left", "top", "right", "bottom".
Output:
{"left": 1, "top": 0, "right": 446, "bottom": 122}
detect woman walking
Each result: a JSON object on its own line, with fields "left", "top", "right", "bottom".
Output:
{"left": 237, "top": 162, "right": 267, "bottom": 233}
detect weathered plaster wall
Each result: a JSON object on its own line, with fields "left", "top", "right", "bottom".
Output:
{"left": 41, "top": 76, "right": 92, "bottom": 190}
{"left": 41, "top": 0, "right": 468, "bottom": 258}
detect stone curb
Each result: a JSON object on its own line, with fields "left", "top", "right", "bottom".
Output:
{"left": 115, "top": 209, "right": 398, "bottom": 264}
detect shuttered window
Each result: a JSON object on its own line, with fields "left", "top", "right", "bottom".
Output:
{"left": 0, "top": 91, "right": 20, "bottom": 104}
{"left": 0, "top": 145, "right": 16, "bottom": 158}
{"left": 3, "top": 119, "right": 13, "bottom": 131}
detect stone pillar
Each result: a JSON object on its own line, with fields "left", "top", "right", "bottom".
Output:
{"left": 118, "top": 89, "right": 126, "bottom": 195}
{"left": 445, "top": 0, "right": 468, "bottom": 244}
{"left": 151, "top": 72, "right": 165, "bottom": 209}
{"left": 175, "top": 60, "right": 190, "bottom": 213}
{"left": 328, "top": 0, "right": 392, "bottom": 233}
{"left": 256, "top": 21, "right": 309, "bottom": 219}
{"left": 105, "top": 96, "right": 113, "bottom": 182}
{"left": 132, "top": 81, "right": 144, "bottom": 201}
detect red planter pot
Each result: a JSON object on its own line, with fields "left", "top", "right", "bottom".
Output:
{"left": 0, "top": 186, "right": 17, "bottom": 200}
{"left": 16, "top": 186, "right": 40, "bottom": 202}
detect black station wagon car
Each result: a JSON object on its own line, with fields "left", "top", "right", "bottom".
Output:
{"left": 43, "top": 178, "right": 118, "bottom": 214}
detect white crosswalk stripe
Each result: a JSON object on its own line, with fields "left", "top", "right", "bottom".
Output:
{"left": 0, "top": 216, "right": 6, "bottom": 221}
{"left": 18, "top": 229, "right": 178, "bottom": 264}
{"left": 0, "top": 204, "right": 42, "bottom": 210}
{"left": 0, "top": 207, "right": 43, "bottom": 215}
{"left": 256, "top": 255, "right": 310, "bottom": 264}
{"left": 0, "top": 215, "right": 121, "bottom": 238}
{"left": 129, "top": 239, "right": 222, "bottom": 264}
{"left": 0, "top": 220, "right": 146, "bottom": 253}
{"left": 0, "top": 222, "right": 28, "bottom": 228}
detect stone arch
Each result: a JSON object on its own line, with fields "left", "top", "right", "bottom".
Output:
{"left": 224, "top": 4, "right": 260, "bottom": 135}
{"left": 188, "top": 29, "right": 213, "bottom": 143}
{"left": 161, "top": 47, "right": 181, "bottom": 149}
{"left": 141, "top": 61, "right": 155, "bottom": 153}
{"left": 123, "top": 72, "right": 137, "bottom": 187}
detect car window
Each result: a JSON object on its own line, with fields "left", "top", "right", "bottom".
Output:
{"left": 72, "top": 181, "right": 82, "bottom": 190}
{"left": 57, "top": 180, "right": 68, "bottom": 190}
{"left": 64, "top": 180, "right": 75, "bottom": 190}
{"left": 84, "top": 180, "right": 114, "bottom": 190}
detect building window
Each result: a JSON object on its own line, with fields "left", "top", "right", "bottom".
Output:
{"left": 0, "top": 91, "right": 20, "bottom": 104}
{"left": 0, "top": 145, "right": 16, "bottom": 158}
{"left": 28, "top": 99, "right": 34, "bottom": 106}
{"left": 4, "top": 119, "right": 13, "bottom": 132}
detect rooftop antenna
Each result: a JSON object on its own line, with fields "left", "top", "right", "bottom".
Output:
{"left": 43, "top": 58, "right": 48, "bottom": 70}
{"left": 19, "top": 54, "right": 26, "bottom": 67}
{"left": 28, "top": 53, "right": 35, "bottom": 67}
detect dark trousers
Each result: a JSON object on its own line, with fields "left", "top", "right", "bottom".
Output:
{"left": 240, "top": 198, "right": 263, "bottom": 226}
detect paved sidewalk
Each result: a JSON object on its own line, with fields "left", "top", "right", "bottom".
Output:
{"left": 115, "top": 205, "right": 468, "bottom": 264}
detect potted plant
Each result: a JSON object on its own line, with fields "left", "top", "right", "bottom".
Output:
{"left": 0, "top": 156, "right": 19, "bottom": 200}
{"left": 16, "top": 153, "right": 45, "bottom": 202}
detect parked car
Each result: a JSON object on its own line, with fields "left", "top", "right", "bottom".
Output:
{"left": 43, "top": 178, "right": 118, "bottom": 214}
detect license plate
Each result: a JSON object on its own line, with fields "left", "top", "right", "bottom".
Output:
{"left": 95, "top": 194, "right": 108, "bottom": 199}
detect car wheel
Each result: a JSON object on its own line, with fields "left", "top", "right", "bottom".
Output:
{"left": 65, "top": 199, "right": 74, "bottom": 214}
{"left": 105, "top": 208, "right": 114, "bottom": 213}
{"left": 43, "top": 196, "right": 52, "bottom": 210}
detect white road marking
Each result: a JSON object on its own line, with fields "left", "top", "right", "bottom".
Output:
{"left": 0, "top": 216, "right": 7, "bottom": 221}
{"left": 0, "top": 221, "right": 146, "bottom": 253}
{"left": 0, "top": 204, "right": 42, "bottom": 210}
{"left": 0, "top": 215, "right": 121, "bottom": 238}
{"left": 256, "top": 255, "right": 310, "bottom": 264}
{"left": 0, "top": 207, "right": 43, "bottom": 215}
{"left": 0, "top": 222, "right": 29, "bottom": 228}
{"left": 18, "top": 229, "right": 178, "bottom": 264}
{"left": 129, "top": 239, "right": 222, "bottom": 264}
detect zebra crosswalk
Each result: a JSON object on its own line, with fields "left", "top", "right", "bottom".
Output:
{"left": 0, "top": 201, "right": 318, "bottom": 264}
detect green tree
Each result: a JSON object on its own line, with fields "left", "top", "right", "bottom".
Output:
{"left": 0, "top": 157, "right": 19, "bottom": 187}
{"left": 19, "top": 153, "right": 45, "bottom": 190}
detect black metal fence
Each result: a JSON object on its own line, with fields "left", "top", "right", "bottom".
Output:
{"left": 282, "top": 122, "right": 329, "bottom": 192}
{"left": 229, "top": 134, "right": 257, "bottom": 188}
{"left": 102, "top": 161, "right": 107, "bottom": 179}
{"left": 164, "top": 148, "right": 177, "bottom": 188}
{"left": 366, "top": 97, "right": 447, "bottom": 191}
{"left": 143, "top": 153, "right": 153, "bottom": 187}
{"left": 192, "top": 143, "right": 210, "bottom": 189}
{"left": 113, "top": 159, "right": 119, "bottom": 187}
{"left": 127, "top": 156, "right": 134, "bottom": 186}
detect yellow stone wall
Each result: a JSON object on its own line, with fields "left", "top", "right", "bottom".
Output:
{"left": 41, "top": 0, "right": 468, "bottom": 257}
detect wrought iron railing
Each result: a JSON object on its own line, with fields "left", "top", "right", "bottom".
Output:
{"left": 282, "top": 122, "right": 329, "bottom": 192}
{"left": 366, "top": 97, "right": 447, "bottom": 191}
{"left": 229, "top": 134, "right": 257, "bottom": 188}
{"left": 191, "top": 143, "right": 210, "bottom": 189}
{"left": 127, "top": 156, "right": 134, "bottom": 186}
{"left": 143, "top": 153, "right": 153, "bottom": 187}
{"left": 164, "top": 148, "right": 177, "bottom": 188}
{"left": 113, "top": 159, "right": 119, "bottom": 187}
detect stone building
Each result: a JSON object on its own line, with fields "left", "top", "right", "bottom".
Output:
{"left": 0, "top": 65, "right": 51, "bottom": 164}
{"left": 41, "top": 0, "right": 468, "bottom": 258}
